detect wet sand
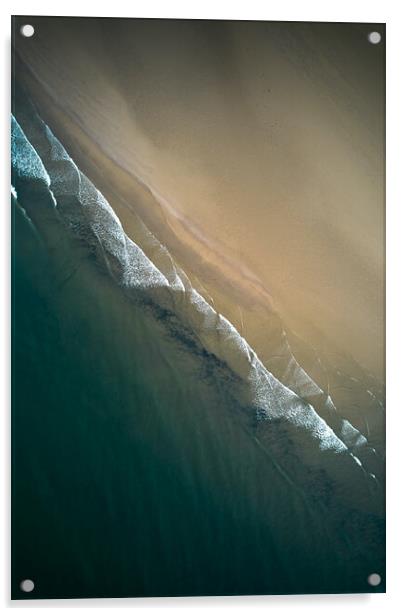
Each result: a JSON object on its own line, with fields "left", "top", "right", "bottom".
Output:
{"left": 12, "top": 17, "right": 385, "bottom": 382}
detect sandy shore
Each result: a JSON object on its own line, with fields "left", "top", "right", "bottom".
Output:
{"left": 12, "top": 17, "right": 385, "bottom": 383}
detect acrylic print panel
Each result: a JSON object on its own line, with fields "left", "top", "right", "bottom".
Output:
{"left": 11, "top": 16, "right": 385, "bottom": 599}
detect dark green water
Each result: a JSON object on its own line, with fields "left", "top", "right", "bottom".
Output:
{"left": 11, "top": 113, "right": 385, "bottom": 599}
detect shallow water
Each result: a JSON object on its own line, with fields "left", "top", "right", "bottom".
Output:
{"left": 11, "top": 109, "right": 385, "bottom": 598}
